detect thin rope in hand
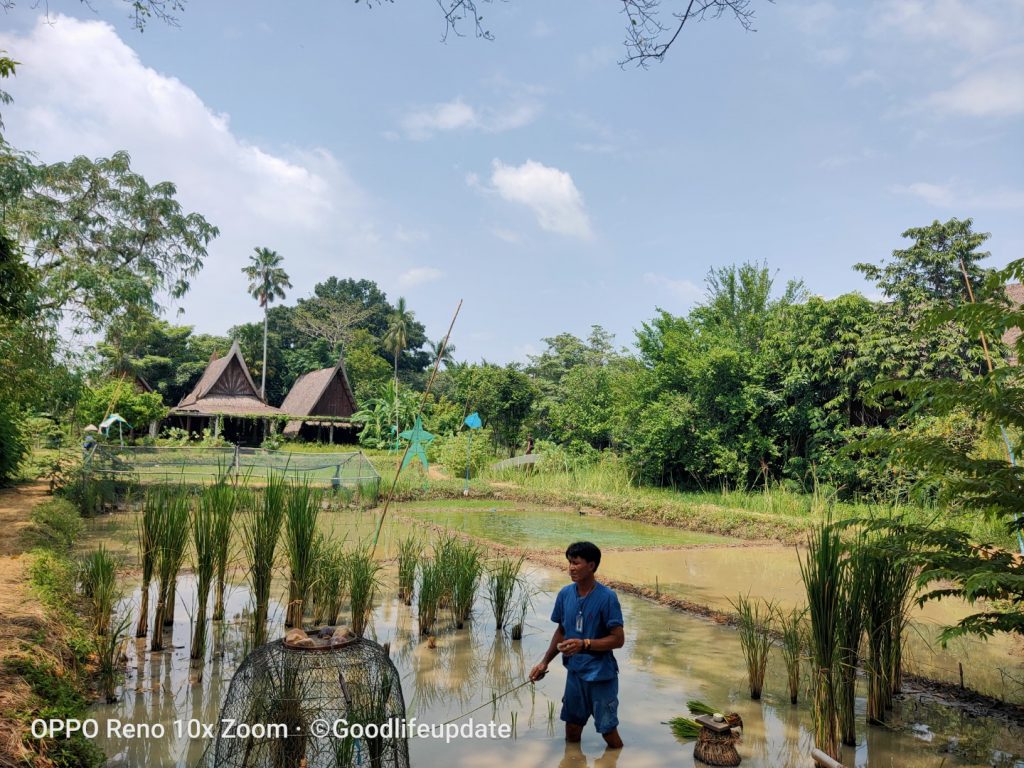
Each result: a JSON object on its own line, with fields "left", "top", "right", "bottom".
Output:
{"left": 441, "top": 678, "right": 536, "bottom": 725}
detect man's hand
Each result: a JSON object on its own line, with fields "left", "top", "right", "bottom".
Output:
{"left": 557, "top": 638, "right": 585, "bottom": 657}
{"left": 529, "top": 662, "right": 548, "bottom": 682}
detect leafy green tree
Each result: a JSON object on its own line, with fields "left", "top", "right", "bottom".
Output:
{"left": 96, "top": 309, "right": 228, "bottom": 405}
{"left": 453, "top": 364, "right": 535, "bottom": 453}
{"left": 241, "top": 247, "right": 291, "bottom": 399}
{"left": 427, "top": 338, "right": 456, "bottom": 369}
{"left": 858, "top": 257, "right": 1024, "bottom": 641}
{"left": 694, "top": 261, "right": 806, "bottom": 353}
{"left": 344, "top": 328, "right": 393, "bottom": 403}
{"left": 11, "top": 151, "right": 218, "bottom": 332}
{"left": 383, "top": 297, "right": 414, "bottom": 388}
{"left": 855, "top": 218, "right": 991, "bottom": 306}
{"left": 78, "top": 380, "right": 168, "bottom": 433}
{"left": 383, "top": 297, "right": 416, "bottom": 439}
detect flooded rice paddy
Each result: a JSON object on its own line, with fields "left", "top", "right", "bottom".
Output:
{"left": 83, "top": 502, "right": 1024, "bottom": 767}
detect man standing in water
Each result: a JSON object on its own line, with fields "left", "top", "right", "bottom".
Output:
{"left": 530, "top": 541, "right": 625, "bottom": 749}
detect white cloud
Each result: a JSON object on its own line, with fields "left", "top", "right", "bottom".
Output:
{"left": 926, "top": 70, "right": 1024, "bottom": 117}
{"left": 874, "top": 0, "right": 1001, "bottom": 54}
{"left": 400, "top": 97, "right": 541, "bottom": 140}
{"left": 818, "top": 148, "right": 881, "bottom": 170}
{"left": 643, "top": 273, "right": 702, "bottom": 305}
{"left": 394, "top": 227, "right": 430, "bottom": 244}
{"left": 575, "top": 46, "right": 617, "bottom": 74}
{"left": 491, "top": 227, "right": 523, "bottom": 244}
{"left": 813, "top": 46, "right": 850, "bottom": 65}
{"left": 397, "top": 267, "right": 443, "bottom": 288}
{"left": 0, "top": 16, "right": 393, "bottom": 333}
{"left": 847, "top": 69, "right": 883, "bottom": 88}
{"left": 892, "top": 180, "right": 1024, "bottom": 209}
{"left": 487, "top": 159, "right": 593, "bottom": 239}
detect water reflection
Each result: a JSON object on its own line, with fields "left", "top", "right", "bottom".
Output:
{"left": 87, "top": 527, "right": 1023, "bottom": 768}
{"left": 558, "top": 742, "right": 622, "bottom": 768}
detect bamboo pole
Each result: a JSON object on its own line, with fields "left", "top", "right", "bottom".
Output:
{"left": 370, "top": 299, "right": 463, "bottom": 556}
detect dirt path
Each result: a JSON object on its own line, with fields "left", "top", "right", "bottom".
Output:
{"left": 0, "top": 482, "right": 51, "bottom": 765}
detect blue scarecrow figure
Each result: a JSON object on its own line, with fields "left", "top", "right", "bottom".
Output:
{"left": 399, "top": 416, "right": 434, "bottom": 473}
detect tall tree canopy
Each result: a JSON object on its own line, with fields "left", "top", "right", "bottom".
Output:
{"left": 10, "top": 151, "right": 218, "bottom": 332}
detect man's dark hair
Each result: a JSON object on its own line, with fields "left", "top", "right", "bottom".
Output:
{"left": 565, "top": 541, "right": 601, "bottom": 570}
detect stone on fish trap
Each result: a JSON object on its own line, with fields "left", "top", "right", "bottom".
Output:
{"left": 198, "top": 634, "right": 410, "bottom": 768}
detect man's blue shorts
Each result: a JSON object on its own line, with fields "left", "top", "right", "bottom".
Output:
{"left": 560, "top": 671, "right": 619, "bottom": 734}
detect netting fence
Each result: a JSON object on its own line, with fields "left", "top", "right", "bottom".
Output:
{"left": 84, "top": 444, "right": 381, "bottom": 490}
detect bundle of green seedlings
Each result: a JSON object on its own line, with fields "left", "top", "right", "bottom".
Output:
{"left": 135, "top": 487, "right": 164, "bottom": 638}
{"left": 432, "top": 532, "right": 461, "bottom": 611}
{"left": 336, "top": 669, "right": 396, "bottom": 767}
{"left": 284, "top": 482, "right": 322, "bottom": 628}
{"left": 348, "top": 543, "right": 382, "bottom": 638}
{"left": 149, "top": 486, "right": 191, "bottom": 651}
{"left": 191, "top": 483, "right": 235, "bottom": 664}
{"left": 242, "top": 475, "right": 287, "bottom": 648}
{"left": 862, "top": 535, "right": 916, "bottom": 724}
{"left": 396, "top": 534, "right": 422, "bottom": 606}
{"left": 666, "top": 716, "right": 702, "bottom": 741}
{"left": 96, "top": 610, "right": 133, "bottom": 703}
{"left": 79, "top": 544, "right": 119, "bottom": 637}
{"left": 450, "top": 540, "right": 483, "bottom": 629}
{"left": 776, "top": 605, "right": 807, "bottom": 706}
{"left": 312, "top": 534, "right": 350, "bottom": 626}
{"left": 836, "top": 537, "right": 869, "bottom": 745}
{"left": 417, "top": 558, "right": 444, "bottom": 636}
{"left": 486, "top": 555, "right": 527, "bottom": 631}
{"left": 210, "top": 483, "right": 239, "bottom": 622}
{"left": 730, "top": 594, "right": 775, "bottom": 700}
{"left": 799, "top": 522, "right": 845, "bottom": 761}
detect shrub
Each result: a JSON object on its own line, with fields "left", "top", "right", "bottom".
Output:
{"left": 430, "top": 427, "right": 494, "bottom": 479}
{"left": 0, "top": 402, "right": 28, "bottom": 485}
{"left": 77, "top": 381, "right": 167, "bottom": 435}
{"left": 26, "top": 499, "right": 83, "bottom": 550}
{"left": 160, "top": 426, "right": 190, "bottom": 444}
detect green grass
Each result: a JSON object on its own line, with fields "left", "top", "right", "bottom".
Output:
{"left": 404, "top": 504, "right": 733, "bottom": 549}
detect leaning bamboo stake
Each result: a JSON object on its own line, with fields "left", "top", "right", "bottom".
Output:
{"left": 370, "top": 299, "right": 462, "bottom": 557}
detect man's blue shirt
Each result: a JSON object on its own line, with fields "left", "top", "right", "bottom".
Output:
{"left": 551, "top": 581, "right": 623, "bottom": 682}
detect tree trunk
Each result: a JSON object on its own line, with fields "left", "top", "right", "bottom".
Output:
{"left": 261, "top": 305, "right": 268, "bottom": 400}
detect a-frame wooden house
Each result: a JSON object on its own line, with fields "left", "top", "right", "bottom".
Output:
{"left": 279, "top": 354, "right": 360, "bottom": 443}
{"left": 169, "top": 341, "right": 281, "bottom": 444}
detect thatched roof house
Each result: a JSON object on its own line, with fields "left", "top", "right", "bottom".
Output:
{"left": 279, "top": 355, "right": 358, "bottom": 441}
{"left": 167, "top": 341, "right": 280, "bottom": 444}
{"left": 174, "top": 341, "right": 281, "bottom": 417}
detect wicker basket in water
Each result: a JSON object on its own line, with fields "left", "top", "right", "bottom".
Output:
{"left": 693, "top": 716, "right": 741, "bottom": 767}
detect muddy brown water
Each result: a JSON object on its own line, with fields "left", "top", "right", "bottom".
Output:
{"left": 83, "top": 505, "right": 1024, "bottom": 767}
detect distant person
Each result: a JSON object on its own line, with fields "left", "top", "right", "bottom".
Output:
{"left": 530, "top": 541, "right": 625, "bottom": 749}
{"left": 525, "top": 435, "right": 534, "bottom": 454}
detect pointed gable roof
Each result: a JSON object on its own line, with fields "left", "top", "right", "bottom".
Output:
{"left": 173, "top": 341, "right": 281, "bottom": 416}
{"left": 280, "top": 354, "right": 358, "bottom": 436}
{"left": 280, "top": 354, "right": 358, "bottom": 418}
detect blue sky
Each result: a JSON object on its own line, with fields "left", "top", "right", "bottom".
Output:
{"left": 2, "top": 0, "right": 1022, "bottom": 362}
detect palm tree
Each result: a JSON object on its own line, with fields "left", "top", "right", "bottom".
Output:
{"left": 241, "top": 247, "right": 292, "bottom": 399}
{"left": 383, "top": 297, "right": 414, "bottom": 441}
{"left": 428, "top": 338, "right": 456, "bottom": 369}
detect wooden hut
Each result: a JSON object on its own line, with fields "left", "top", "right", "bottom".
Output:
{"left": 169, "top": 341, "right": 281, "bottom": 444}
{"left": 279, "top": 354, "right": 359, "bottom": 443}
